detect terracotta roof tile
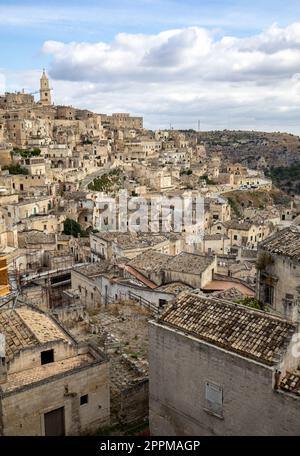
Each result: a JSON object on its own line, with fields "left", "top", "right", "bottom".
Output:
{"left": 0, "top": 307, "right": 72, "bottom": 361}
{"left": 259, "top": 227, "right": 300, "bottom": 261}
{"left": 280, "top": 371, "right": 300, "bottom": 396}
{"left": 159, "top": 292, "right": 296, "bottom": 366}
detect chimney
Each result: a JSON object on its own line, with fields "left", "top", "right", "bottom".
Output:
{"left": 273, "top": 369, "right": 281, "bottom": 390}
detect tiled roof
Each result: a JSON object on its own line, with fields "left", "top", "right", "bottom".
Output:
{"left": 16, "top": 308, "right": 69, "bottom": 344}
{"left": 127, "top": 249, "right": 171, "bottom": 273}
{"left": 94, "top": 232, "right": 167, "bottom": 249}
{"left": 225, "top": 221, "right": 252, "bottom": 231}
{"left": 203, "top": 234, "right": 229, "bottom": 240}
{"left": 156, "top": 282, "right": 192, "bottom": 294}
{"left": 259, "top": 227, "right": 300, "bottom": 261}
{"left": 18, "top": 231, "right": 56, "bottom": 247}
{"left": 75, "top": 261, "right": 112, "bottom": 277}
{"left": 124, "top": 265, "right": 157, "bottom": 289}
{"left": 0, "top": 311, "right": 36, "bottom": 361}
{"left": 159, "top": 292, "right": 296, "bottom": 366}
{"left": 280, "top": 371, "right": 300, "bottom": 396}
{"left": 165, "top": 252, "right": 214, "bottom": 275}
{"left": 0, "top": 306, "right": 73, "bottom": 361}
{"left": 202, "top": 280, "right": 255, "bottom": 296}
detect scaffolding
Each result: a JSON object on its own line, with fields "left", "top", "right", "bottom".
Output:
{"left": 0, "top": 246, "right": 86, "bottom": 311}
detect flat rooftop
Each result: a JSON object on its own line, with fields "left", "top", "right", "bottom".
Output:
{"left": 1, "top": 354, "right": 95, "bottom": 395}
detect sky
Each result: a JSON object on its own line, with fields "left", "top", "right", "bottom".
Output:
{"left": 2, "top": 0, "right": 300, "bottom": 133}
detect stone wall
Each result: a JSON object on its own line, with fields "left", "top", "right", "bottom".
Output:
{"left": 1, "top": 359, "right": 110, "bottom": 435}
{"left": 149, "top": 321, "right": 300, "bottom": 436}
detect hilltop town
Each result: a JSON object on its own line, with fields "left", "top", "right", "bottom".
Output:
{"left": 0, "top": 71, "right": 300, "bottom": 436}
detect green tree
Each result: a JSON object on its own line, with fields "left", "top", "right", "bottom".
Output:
{"left": 200, "top": 174, "right": 216, "bottom": 185}
{"left": 3, "top": 163, "right": 29, "bottom": 175}
{"left": 63, "top": 218, "right": 85, "bottom": 237}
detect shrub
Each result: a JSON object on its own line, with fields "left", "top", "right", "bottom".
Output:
{"left": 199, "top": 174, "right": 217, "bottom": 185}
{"left": 3, "top": 163, "right": 29, "bottom": 175}
{"left": 63, "top": 218, "right": 87, "bottom": 237}
{"left": 235, "top": 296, "right": 262, "bottom": 310}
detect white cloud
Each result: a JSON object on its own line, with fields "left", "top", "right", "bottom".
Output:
{"left": 43, "top": 24, "right": 300, "bottom": 83}
{"left": 7, "top": 23, "right": 300, "bottom": 133}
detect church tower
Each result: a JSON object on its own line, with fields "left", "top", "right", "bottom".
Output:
{"left": 40, "top": 69, "right": 51, "bottom": 106}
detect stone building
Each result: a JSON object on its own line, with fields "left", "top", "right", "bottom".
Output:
{"left": 56, "top": 106, "right": 76, "bottom": 120}
{"left": 4, "top": 196, "right": 53, "bottom": 225}
{"left": 211, "top": 220, "right": 271, "bottom": 251}
{"left": 71, "top": 262, "right": 110, "bottom": 309}
{"left": 0, "top": 304, "right": 109, "bottom": 435}
{"left": 90, "top": 232, "right": 170, "bottom": 261}
{"left": 0, "top": 174, "right": 50, "bottom": 194}
{"left": 19, "top": 156, "right": 46, "bottom": 176}
{"left": 0, "top": 92, "right": 34, "bottom": 108}
{"left": 257, "top": 226, "right": 300, "bottom": 321}
{"left": 163, "top": 252, "right": 216, "bottom": 289}
{"left": 149, "top": 292, "right": 300, "bottom": 436}
{"left": 200, "top": 233, "right": 230, "bottom": 255}
{"left": 104, "top": 113, "right": 143, "bottom": 130}
{"left": 20, "top": 213, "right": 65, "bottom": 234}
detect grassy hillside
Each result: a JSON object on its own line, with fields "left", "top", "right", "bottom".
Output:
{"left": 182, "top": 129, "right": 300, "bottom": 169}
{"left": 266, "top": 162, "right": 300, "bottom": 195}
{"left": 224, "top": 188, "right": 291, "bottom": 216}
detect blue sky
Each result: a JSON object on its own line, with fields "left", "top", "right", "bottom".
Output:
{"left": 2, "top": 0, "right": 300, "bottom": 69}
{"left": 1, "top": 0, "right": 300, "bottom": 132}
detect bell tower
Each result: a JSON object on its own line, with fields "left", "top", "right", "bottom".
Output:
{"left": 40, "top": 69, "right": 51, "bottom": 106}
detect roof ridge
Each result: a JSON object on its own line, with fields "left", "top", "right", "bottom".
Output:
{"left": 169, "top": 291, "right": 297, "bottom": 326}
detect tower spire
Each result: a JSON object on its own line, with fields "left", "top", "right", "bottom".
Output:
{"left": 40, "top": 69, "right": 51, "bottom": 106}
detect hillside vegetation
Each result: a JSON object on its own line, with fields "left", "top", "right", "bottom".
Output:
{"left": 224, "top": 188, "right": 291, "bottom": 216}
{"left": 182, "top": 129, "right": 300, "bottom": 170}
{"left": 266, "top": 162, "right": 300, "bottom": 195}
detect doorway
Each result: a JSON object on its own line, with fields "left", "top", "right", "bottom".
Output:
{"left": 44, "top": 407, "right": 65, "bottom": 436}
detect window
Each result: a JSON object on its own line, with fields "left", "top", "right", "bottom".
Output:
{"left": 233, "top": 235, "right": 238, "bottom": 240}
{"left": 264, "top": 284, "right": 274, "bottom": 306}
{"left": 159, "top": 299, "right": 167, "bottom": 308}
{"left": 41, "top": 349, "right": 54, "bottom": 365}
{"left": 205, "top": 381, "right": 223, "bottom": 417}
{"left": 80, "top": 394, "right": 88, "bottom": 405}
